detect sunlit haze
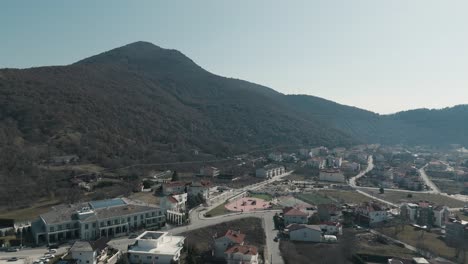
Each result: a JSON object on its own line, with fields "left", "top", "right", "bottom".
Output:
{"left": 1, "top": 0, "right": 467, "bottom": 114}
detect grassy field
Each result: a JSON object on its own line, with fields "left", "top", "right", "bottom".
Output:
{"left": 361, "top": 189, "right": 466, "bottom": 208}
{"left": 432, "top": 179, "right": 464, "bottom": 195}
{"left": 129, "top": 192, "right": 160, "bottom": 205}
{"left": 295, "top": 192, "right": 335, "bottom": 205}
{"left": 356, "top": 232, "right": 417, "bottom": 259}
{"left": 378, "top": 225, "right": 464, "bottom": 263}
{"left": 249, "top": 193, "right": 273, "bottom": 201}
{"left": 205, "top": 202, "right": 230, "bottom": 217}
{"left": 319, "top": 190, "right": 374, "bottom": 204}
{"left": 0, "top": 199, "right": 61, "bottom": 221}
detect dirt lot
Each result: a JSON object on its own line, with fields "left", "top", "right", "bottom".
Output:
{"left": 181, "top": 218, "right": 265, "bottom": 263}
{"left": 280, "top": 229, "right": 418, "bottom": 264}
{"left": 362, "top": 189, "right": 466, "bottom": 208}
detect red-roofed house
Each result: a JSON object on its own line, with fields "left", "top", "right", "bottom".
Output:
{"left": 355, "top": 202, "right": 389, "bottom": 226}
{"left": 225, "top": 245, "right": 259, "bottom": 264}
{"left": 162, "top": 181, "right": 186, "bottom": 195}
{"left": 214, "top": 230, "right": 246, "bottom": 258}
{"left": 283, "top": 207, "right": 309, "bottom": 225}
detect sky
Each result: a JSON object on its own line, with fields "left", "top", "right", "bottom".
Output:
{"left": 1, "top": 0, "right": 468, "bottom": 114}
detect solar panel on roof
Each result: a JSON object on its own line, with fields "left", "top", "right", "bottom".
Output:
{"left": 89, "top": 198, "right": 126, "bottom": 209}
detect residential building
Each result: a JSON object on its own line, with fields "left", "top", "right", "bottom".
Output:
{"left": 70, "top": 241, "right": 97, "bottom": 264}
{"left": 199, "top": 166, "right": 220, "bottom": 177}
{"left": 355, "top": 202, "right": 389, "bottom": 226}
{"left": 268, "top": 152, "right": 283, "bottom": 162}
{"left": 307, "top": 157, "right": 326, "bottom": 169}
{"left": 255, "top": 164, "right": 285, "bottom": 179}
{"left": 214, "top": 230, "right": 245, "bottom": 259}
{"left": 287, "top": 224, "right": 323, "bottom": 242}
{"left": 325, "top": 156, "right": 342, "bottom": 168}
{"left": 282, "top": 207, "right": 309, "bottom": 225}
{"left": 162, "top": 181, "right": 186, "bottom": 195}
{"left": 400, "top": 203, "right": 419, "bottom": 223}
{"left": 70, "top": 238, "right": 109, "bottom": 264}
{"left": 128, "top": 231, "right": 185, "bottom": 264}
{"left": 319, "top": 169, "right": 346, "bottom": 183}
{"left": 317, "top": 204, "right": 342, "bottom": 222}
{"left": 188, "top": 180, "right": 212, "bottom": 200}
{"left": 320, "top": 222, "right": 343, "bottom": 235}
{"left": 31, "top": 198, "right": 165, "bottom": 245}
{"left": 225, "top": 245, "right": 259, "bottom": 264}
{"left": 433, "top": 205, "right": 451, "bottom": 227}
{"left": 445, "top": 218, "right": 468, "bottom": 247}
{"left": 160, "top": 193, "right": 187, "bottom": 226}
{"left": 311, "top": 147, "right": 329, "bottom": 156}
{"left": 298, "top": 148, "right": 311, "bottom": 158}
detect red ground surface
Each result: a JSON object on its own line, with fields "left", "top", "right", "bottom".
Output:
{"left": 225, "top": 197, "right": 271, "bottom": 212}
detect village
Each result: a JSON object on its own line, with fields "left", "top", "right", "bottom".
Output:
{"left": 2, "top": 145, "right": 468, "bottom": 264}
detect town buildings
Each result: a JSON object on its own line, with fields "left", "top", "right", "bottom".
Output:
{"left": 128, "top": 231, "right": 185, "bottom": 264}
{"left": 400, "top": 202, "right": 450, "bottom": 227}
{"left": 70, "top": 238, "right": 109, "bottom": 264}
{"left": 287, "top": 224, "right": 323, "bottom": 242}
{"left": 225, "top": 245, "right": 259, "bottom": 264}
{"left": 188, "top": 180, "right": 212, "bottom": 200}
{"left": 355, "top": 202, "right": 389, "bottom": 226}
{"left": 160, "top": 193, "right": 187, "bottom": 226}
{"left": 282, "top": 207, "right": 309, "bottom": 225}
{"left": 319, "top": 169, "right": 346, "bottom": 183}
{"left": 445, "top": 218, "right": 468, "bottom": 247}
{"left": 31, "top": 198, "right": 165, "bottom": 245}
{"left": 214, "top": 230, "right": 246, "bottom": 259}
{"left": 255, "top": 164, "right": 285, "bottom": 179}
{"left": 199, "top": 166, "right": 220, "bottom": 178}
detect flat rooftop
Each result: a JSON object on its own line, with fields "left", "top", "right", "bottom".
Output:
{"left": 140, "top": 231, "right": 165, "bottom": 240}
{"left": 89, "top": 198, "right": 126, "bottom": 209}
{"left": 130, "top": 232, "right": 185, "bottom": 256}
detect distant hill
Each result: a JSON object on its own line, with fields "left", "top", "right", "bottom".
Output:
{"left": 1, "top": 41, "right": 467, "bottom": 208}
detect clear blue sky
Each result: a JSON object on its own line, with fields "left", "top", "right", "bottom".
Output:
{"left": 2, "top": 0, "right": 467, "bottom": 114}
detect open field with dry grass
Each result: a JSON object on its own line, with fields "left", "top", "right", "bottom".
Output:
{"left": 361, "top": 189, "right": 466, "bottom": 208}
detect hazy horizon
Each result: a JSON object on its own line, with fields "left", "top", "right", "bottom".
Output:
{"left": 2, "top": 0, "right": 468, "bottom": 114}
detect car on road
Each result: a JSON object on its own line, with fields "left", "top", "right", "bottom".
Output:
{"left": 33, "top": 261, "right": 44, "bottom": 264}
{"left": 44, "top": 254, "right": 55, "bottom": 259}
{"left": 7, "top": 257, "right": 18, "bottom": 262}
{"left": 6, "top": 248, "right": 19, "bottom": 252}
{"left": 273, "top": 237, "right": 279, "bottom": 242}
{"left": 48, "top": 249, "right": 57, "bottom": 254}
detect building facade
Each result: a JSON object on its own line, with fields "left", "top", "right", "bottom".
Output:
{"left": 128, "top": 231, "right": 185, "bottom": 264}
{"left": 32, "top": 198, "right": 165, "bottom": 245}
{"left": 256, "top": 165, "right": 285, "bottom": 179}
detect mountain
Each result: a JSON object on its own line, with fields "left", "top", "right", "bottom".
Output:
{"left": 1, "top": 41, "right": 468, "bottom": 208}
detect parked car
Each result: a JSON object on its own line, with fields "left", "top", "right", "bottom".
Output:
{"left": 48, "top": 249, "right": 57, "bottom": 254}
{"left": 273, "top": 237, "right": 279, "bottom": 242}
{"left": 6, "top": 248, "right": 19, "bottom": 252}
{"left": 44, "top": 254, "right": 55, "bottom": 259}
{"left": 7, "top": 257, "right": 18, "bottom": 262}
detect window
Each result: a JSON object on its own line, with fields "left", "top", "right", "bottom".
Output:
{"left": 66, "top": 224, "right": 71, "bottom": 229}
{"left": 107, "top": 220, "right": 111, "bottom": 226}
{"left": 50, "top": 226, "right": 55, "bottom": 232}
{"left": 92, "top": 223, "right": 96, "bottom": 228}
{"left": 114, "top": 219, "right": 118, "bottom": 225}
{"left": 134, "top": 216, "right": 137, "bottom": 221}
{"left": 152, "top": 212, "right": 155, "bottom": 217}
{"left": 85, "top": 224, "right": 89, "bottom": 230}
{"left": 100, "top": 222, "right": 105, "bottom": 227}
{"left": 140, "top": 215, "right": 143, "bottom": 220}
{"left": 147, "top": 256, "right": 152, "bottom": 260}
{"left": 58, "top": 225, "right": 63, "bottom": 230}
{"left": 127, "top": 217, "right": 131, "bottom": 222}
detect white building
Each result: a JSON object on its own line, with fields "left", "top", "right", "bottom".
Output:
{"left": 160, "top": 193, "right": 187, "bottom": 226}
{"left": 400, "top": 203, "right": 419, "bottom": 222}
{"left": 356, "top": 202, "right": 389, "bottom": 225}
{"left": 433, "top": 205, "right": 451, "bottom": 227}
{"left": 188, "top": 180, "right": 212, "bottom": 200}
{"left": 287, "top": 224, "right": 323, "bottom": 242}
{"left": 256, "top": 165, "right": 285, "bottom": 179}
{"left": 268, "top": 152, "right": 283, "bottom": 162}
{"left": 128, "top": 231, "right": 185, "bottom": 264}
{"left": 32, "top": 198, "right": 165, "bottom": 245}
{"left": 225, "top": 245, "right": 259, "bottom": 264}
{"left": 199, "top": 166, "right": 220, "bottom": 177}
{"left": 70, "top": 241, "right": 97, "bottom": 264}
{"left": 320, "top": 222, "right": 343, "bottom": 235}
{"left": 307, "top": 157, "right": 326, "bottom": 169}
{"left": 214, "top": 230, "right": 245, "bottom": 259}
{"left": 319, "top": 169, "right": 345, "bottom": 183}
{"left": 283, "top": 207, "right": 309, "bottom": 225}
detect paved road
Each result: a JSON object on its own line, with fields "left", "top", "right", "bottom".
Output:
{"left": 0, "top": 246, "right": 68, "bottom": 263}
{"left": 418, "top": 165, "right": 440, "bottom": 194}
{"left": 349, "top": 155, "right": 374, "bottom": 188}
